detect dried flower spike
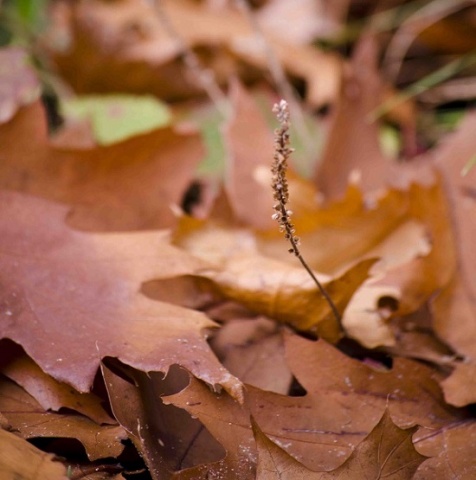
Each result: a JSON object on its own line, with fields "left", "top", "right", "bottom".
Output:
{"left": 271, "top": 100, "right": 341, "bottom": 323}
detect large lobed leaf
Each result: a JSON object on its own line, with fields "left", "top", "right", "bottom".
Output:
{"left": 0, "top": 190, "right": 241, "bottom": 398}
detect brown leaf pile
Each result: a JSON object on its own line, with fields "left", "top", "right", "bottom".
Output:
{"left": 1, "top": 1, "right": 476, "bottom": 479}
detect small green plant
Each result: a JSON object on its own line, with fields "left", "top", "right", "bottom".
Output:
{"left": 271, "top": 100, "right": 341, "bottom": 323}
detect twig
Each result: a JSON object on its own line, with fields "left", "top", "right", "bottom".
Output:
{"left": 152, "top": 0, "right": 231, "bottom": 119}
{"left": 234, "top": 0, "right": 312, "bottom": 149}
{"left": 271, "top": 100, "right": 341, "bottom": 323}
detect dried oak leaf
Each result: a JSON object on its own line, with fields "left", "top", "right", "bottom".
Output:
{"left": 257, "top": 167, "right": 452, "bottom": 348}
{"left": 1, "top": 348, "right": 114, "bottom": 425}
{"left": 414, "top": 418, "right": 476, "bottom": 479}
{"left": 102, "top": 363, "right": 225, "bottom": 480}
{"left": 252, "top": 409, "right": 426, "bottom": 479}
{"left": 173, "top": 200, "right": 375, "bottom": 341}
{"left": 313, "top": 35, "right": 416, "bottom": 200}
{"left": 0, "top": 376, "right": 126, "bottom": 461}
{"left": 66, "top": 469, "right": 125, "bottom": 480}
{"left": 45, "top": 0, "right": 340, "bottom": 107}
{"left": 210, "top": 317, "right": 293, "bottom": 394}
{"left": 343, "top": 178, "right": 455, "bottom": 348}
{"left": 0, "top": 427, "right": 67, "bottom": 480}
{"left": 244, "top": 333, "right": 460, "bottom": 472}
{"left": 0, "top": 101, "right": 203, "bottom": 231}
{"left": 223, "top": 80, "right": 276, "bottom": 230}
{"left": 164, "top": 333, "right": 464, "bottom": 475}
{"left": 0, "top": 190, "right": 241, "bottom": 398}
{"left": 163, "top": 375, "right": 257, "bottom": 480}
{"left": 195, "top": 254, "right": 376, "bottom": 341}
{"left": 427, "top": 111, "right": 476, "bottom": 406}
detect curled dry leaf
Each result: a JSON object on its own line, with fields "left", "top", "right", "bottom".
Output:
{"left": 164, "top": 375, "right": 257, "bottom": 480}
{"left": 173, "top": 198, "right": 375, "bottom": 340}
{"left": 0, "top": 190, "right": 241, "bottom": 398}
{"left": 102, "top": 363, "right": 225, "bottom": 480}
{"left": 2, "top": 350, "right": 114, "bottom": 425}
{"left": 210, "top": 317, "right": 293, "bottom": 394}
{"left": 344, "top": 179, "right": 456, "bottom": 348}
{"left": 313, "top": 35, "right": 418, "bottom": 200}
{"left": 0, "top": 427, "right": 67, "bottom": 480}
{"left": 0, "top": 101, "right": 204, "bottom": 231}
{"left": 258, "top": 164, "right": 453, "bottom": 348}
{"left": 0, "top": 376, "right": 126, "bottom": 461}
{"left": 195, "top": 254, "right": 376, "bottom": 341}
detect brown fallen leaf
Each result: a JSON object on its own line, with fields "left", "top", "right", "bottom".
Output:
{"left": 194, "top": 254, "right": 376, "bottom": 341}
{"left": 384, "top": 306, "right": 457, "bottom": 366}
{"left": 1, "top": 348, "right": 113, "bottom": 424}
{"left": 45, "top": 0, "right": 340, "bottom": 107}
{"left": 0, "top": 427, "right": 67, "bottom": 480}
{"left": 44, "top": 0, "right": 249, "bottom": 100}
{"left": 102, "top": 362, "right": 225, "bottom": 480}
{"left": 414, "top": 418, "right": 476, "bottom": 479}
{"left": 0, "top": 101, "right": 204, "bottom": 231}
{"left": 143, "top": 168, "right": 374, "bottom": 344}
{"left": 0, "top": 376, "right": 126, "bottom": 461}
{"left": 245, "top": 333, "right": 462, "bottom": 471}
{"left": 426, "top": 111, "right": 476, "bottom": 406}
{"left": 164, "top": 375, "right": 257, "bottom": 480}
{"left": 173, "top": 192, "right": 375, "bottom": 340}
{"left": 164, "top": 332, "right": 464, "bottom": 475}
{"left": 64, "top": 468, "right": 125, "bottom": 480}
{"left": 210, "top": 317, "right": 293, "bottom": 394}
{"left": 223, "top": 80, "right": 276, "bottom": 230}
{"left": 343, "top": 178, "right": 456, "bottom": 348}
{"left": 0, "top": 190, "right": 241, "bottom": 398}
{"left": 256, "top": 168, "right": 453, "bottom": 348}
{"left": 313, "top": 36, "right": 392, "bottom": 200}
{"left": 313, "top": 34, "right": 420, "bottom": 200}
{"left": 252, "top": 409, "right": 426, "bottom": 479}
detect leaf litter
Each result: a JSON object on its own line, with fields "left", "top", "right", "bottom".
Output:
{"left": 1, "top": 1, "right": 476, "bottom": 478}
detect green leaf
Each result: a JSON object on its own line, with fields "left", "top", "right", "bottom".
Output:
{"left": 61, "top": 94, "right": 172, "bottom": 145}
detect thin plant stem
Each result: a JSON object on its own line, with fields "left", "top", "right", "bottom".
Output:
{"left": 271, "top": 100, "right": 341, "bottom": 323}
{"left": 152, "top": 0, "right": 231, "bottom": 119}
{"left": 234, "top": 0, "right": 313, "bottom": 149}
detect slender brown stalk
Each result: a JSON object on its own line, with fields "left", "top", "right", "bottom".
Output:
{"left": 234, "top": 0, "right": 312, "bottom": 148}
{"left": 271, "top": 100, "right": 341, "bottom": 323}
{"left": 152, "top": 0, "right": 231, "bottom": 119}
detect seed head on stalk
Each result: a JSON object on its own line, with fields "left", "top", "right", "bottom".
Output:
{"left": 271, "top": 100, "right": 341, "bottom": 323}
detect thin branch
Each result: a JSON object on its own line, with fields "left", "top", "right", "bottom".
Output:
{"left": 152, "top": 0, "right": 232, "bottom": 119}
{"left": 234, "top": 0, "right": 312, "bottom": 148}
{"left": 271, "top": 100, "right": 341, "bottom": 324}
